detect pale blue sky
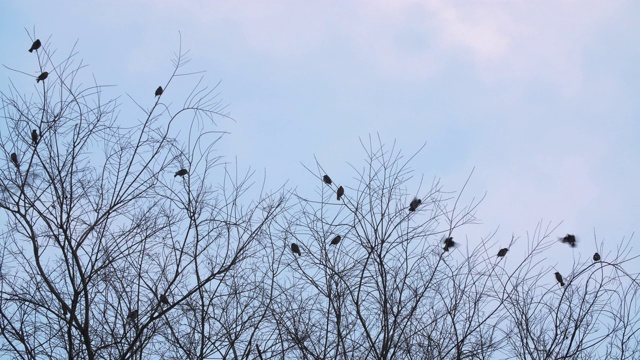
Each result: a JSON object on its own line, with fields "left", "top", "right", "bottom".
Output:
{"left": 1, "top": 1, "right": 638, "bottom": 265}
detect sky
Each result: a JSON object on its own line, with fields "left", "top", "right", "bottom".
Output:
{"left": 1, "top": 1, "right": 638, "bottom": 267}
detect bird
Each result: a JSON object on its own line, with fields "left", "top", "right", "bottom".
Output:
{"left": 174, "top": 169, "right": 188, "bottom": 177}
{"left": 409, "top": 198, "right": 421, "bottom": 212}
{"left": 29, "top": 39, "right": 41, "bottom": 53}
{"left": 159, "top": 294, "right": 170, "bottom": 305}
{"left": 127, "top": 309, "right": 138, "bottom": 322}
{"left": 560, "top": 234, "right": 577, "bottom": 248}
{"left": 36, "top": 72, "right": 48, "bottom": 83}
{"left": 497, "top": 248, "right": 509, "bottom": 257}
{"left": 555, "top": 272, "right": 565, "bottom": 287}
{"left": 31, "top": 129, "right": 39, "bottom": 145}
{"left": 593, "top": 252, "right": 601, "bottom": 262}
{"left": 155, "top": 86, "right": 163, "bottom": 97}
{"left": 336, "top": 186, "right": 344, "bottom": 201}
{"left": 10, "top": 153, "right": 19, "bottom": 168}
{"left": 322, "top": 175, "right": 332, "bottom": 185}
{"left": 290, "top": 243, "right": 301, "bottom": 256}
{"left": 443, "top": 237, "right": 456, "bottom": 252}
{"left": 330, "top": 235, "right": 341, "bottom": 245}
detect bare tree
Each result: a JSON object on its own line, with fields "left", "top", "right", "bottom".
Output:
{"left": 0, "top": 36, "right": 286, "bottom": 360}
{"left": 262, "top": 136, "right": 640, "bottom": 360}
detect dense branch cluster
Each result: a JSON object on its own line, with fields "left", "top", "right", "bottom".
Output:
{"left": 0, "top": 37, "right": 638, "bottom": 360}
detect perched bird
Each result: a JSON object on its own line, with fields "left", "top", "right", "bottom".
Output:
{"left": 290, "top": 243, "right": 301, "bottom": 256}
{"left": 330, "top": 235, "right": 341, "bottom": 245}
{"left": 322, "top": 175, "right": 332, "bottom": 185}
{"left": 10, "top": 153, "right": 19, "bottom": 168}
{"left": 159, "top": 294, "right": 170, "bottom": 305}
{"left": 593, "top": 252, "right": 601, "bottom": 262}
{"left": 409, "top": 198, "right": 421, "bottom": 212}
{"left": 555, "top": 272, "right": 565, "bottom": 287}
{"left": 155, "top": 86, "right": 163, "bottom": 97}
{"left": 174, "top": 168, "right": 188, "bottom": 177}
{"left": 560, "top": 234, "right": 577, "bottom": 248}
{"left": 497, "top": 248, "right": 509, "bottom": 257}
{"left": 31, "top": 129, "right": 39, "bottom": 145}
{"left": 127, "top": 309, "right": 138, "bottom": 322}
{"left": 29, "top": 39, "right": 41, "bottom": 53}
{"left": 36, "top": 72, "right": 48, "bottom": 83}
{"left": 443, "top": 237, "right": 456, "bottom": 252}
{"left": 336, "top": 186, "right": 344, "bottom": 201}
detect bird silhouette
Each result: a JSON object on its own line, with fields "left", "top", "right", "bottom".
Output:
{"left": 291, "top": 243, "right": 301, "bottom": 256}
{"left": 174, "top": 169, "right": 188, "bottom": 177}
{"left": 336, "top": 186, "right": 344, "bottom": 201}
{"left": 31, "top": 129, "right": 39, "bottom": 145}
{"left": 593, "top": 252, "right": 601, "bottom": 262}
{"left": 10, "top": 153, "right": 19, "bottom": 168}
{"left": 409, "top": 198, "right": 421, "bottom": 212}
{"left": 497, "top": 248, "right": 509, "bottom": 257}
{"left": 29, "top": 39, "right": 41, "bottom": 53}
{"left": 555, "top": 272, "right": 565, "bottom": 287}
{"left": 159, "top": 294, "right": 170, "bottom": 305}
{"left": 330, "top": 235, "right": 341, "bottom": 245}
{"left": 560, "top": 234, "right": 577, "bottom": 248}
{"left": 443, "top": 237, "right": 456, "bottom": 252}
{"left": 155, "top": 86, "right": 163, "bottom": 97}
{"left": 127, "top": 309, "right": 138, "bottom": 322}
{"left": 36, "top": 72, "right": 48, "bottom": 83}
{"left": 323, "top": 175, "right": 332, "bottom": 185}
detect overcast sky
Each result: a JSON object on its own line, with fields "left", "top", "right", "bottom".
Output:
{"left": 1, "top": 1, "right": 638, "bottom": 266}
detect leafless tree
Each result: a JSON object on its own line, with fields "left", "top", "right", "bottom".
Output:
{"left": 0, "top": 36, "right": 286, "bottom": 360}
{"left": 261, "top": 136, "right": 640, "bottom": 360}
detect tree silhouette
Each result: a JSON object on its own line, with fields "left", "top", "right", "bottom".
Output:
{"left": 1, "top": 36, "right": 638, "bottom": 360}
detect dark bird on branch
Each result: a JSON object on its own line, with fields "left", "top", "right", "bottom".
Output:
{"left": 29, "top": 39, "right": 41, "bottom": 53}
{"left": 497, "top": 248, "right": 509, "bottom": 257}
{"left": 322, "top": 175, "right": 332, "bottom": 185}
{"left": 159, "top": 294, "right": 170, "bottom": 305}
{"left": 155, "top": 86, "right": 163, "bottom": 97}
{"left": 174, "top": 169, "right": 188, "bottom": 177}
{"left": 555, "top": 272, "right": 565, "bottom": 287}
{"left": 336, "top": 186, "right": 344, "bottom": 200}
{"left": 560, "top": 234, "right": 577, "bottom": 248}
{"left": 593, "top": 252, "right": 601, "bottom": 262}
{"left": 36, "top": 72, "right": 48, "bottom": 83}
{"left": 291, "top": 243, "right": 301, "bottom": 256}
{"left": 127, "top": 309, "right": 138, "bottom": 322}
{"left": 409, "top": 198, "right": 421, "bottom": 212}
{"left": 31, "top": 129, "right": 39, "bottom": 145}
{"left": 330, "top": 235, "right": 341, "bottom": 245}
{"left": 443, "top": 237, "right": 456, "bottom": 252}
{"left": 10, "top": 153, "right": 19, "bottom": 168}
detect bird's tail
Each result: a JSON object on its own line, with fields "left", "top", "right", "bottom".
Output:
{"left": 29, "top": 49, "right": 33, "bottom": 53}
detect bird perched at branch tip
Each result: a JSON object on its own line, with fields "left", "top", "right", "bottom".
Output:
{"left": 593, "top": 252, "right": 601, "bottom": 262}
{"left": 555, "top": 272, "right": 565, "bottom": 287}
{"left": 560, "top": 234, "right": 577, "bottom": 248}
{"left": 174, "top": 169, "right": 188, "bottom": 177}
{"left": 409, "top": 198, "right": 421, "bottom": 212}
{"left": 29, "top": 39, "right": 41, "bottom": 53}
{"left": 10, "top": 153, "right": 19, "bottom": 168}
{"left": 443, "top": 237, "right": 456, "bottom": 252}
{"left": 291, "top": 243, "right": 301, "bottom": 256}
{"left": 336, "top": 186, "right": 344, "bottom": 201}
{"left": 159, "top": 294, "right": 170, "bottom": 305}
{"left": 322, "top": 175, "right": 332, "bottom": 185}
{"left": 497, "top": 248, "right": 509, "bottom": 257}
{"left": 330, "top": 235, "right": 341, "bottom": 245}
{"left": 155, "top": 86, "right": 163, "bottom": 97}
{"left": 36, "top": 72, "right": 48, "bottom": 83}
